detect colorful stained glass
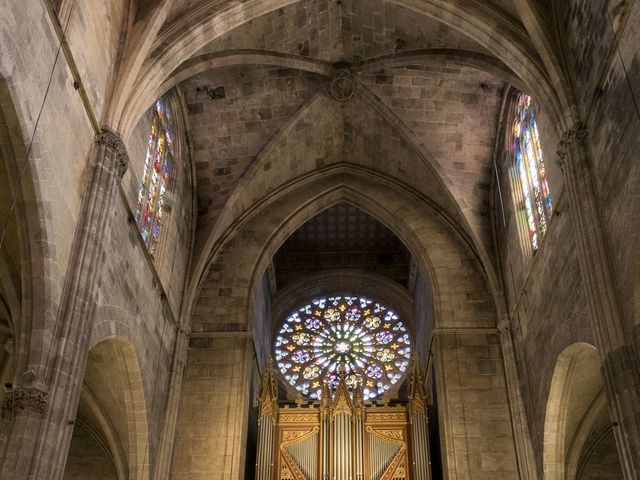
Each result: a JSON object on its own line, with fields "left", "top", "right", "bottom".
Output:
{"left": 512, "top": 94, "right": 552, "bottom": 251}
{"left": 274, "top": 296, "right": 411, "bottom": 400}
{"left": 136, "top": 98, "right": 175, "bottom": 256}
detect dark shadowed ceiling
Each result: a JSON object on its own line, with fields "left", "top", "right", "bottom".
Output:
{"left": 273, "top": 203, "right": 412, "bottom": 289}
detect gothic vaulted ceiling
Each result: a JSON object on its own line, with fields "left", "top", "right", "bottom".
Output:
{"left": 111, "top": 0, "right": 566, "bottom": 291}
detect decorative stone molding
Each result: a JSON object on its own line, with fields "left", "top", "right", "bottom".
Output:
{"left": 95, "top": 129, "right": 129, "bottom": 180}
{"left": 271, "top": 269, "right": 414, "bottom": 331}
{"left": 556, "top": 122, "right": 588, "bottom": 174}
{"left": 329, "top": 71, "right": 357, "bottom": 102}
{"left": 1, "top": 387, "right": 48, "bottom": 418}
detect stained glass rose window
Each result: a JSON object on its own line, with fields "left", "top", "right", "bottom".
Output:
{"left": 274, "top": 296, "right": 411, "bottom": 400}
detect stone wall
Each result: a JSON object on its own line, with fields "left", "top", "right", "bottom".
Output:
{"left": 4, "top": 1, "right": 639, "bottom": 478}
{"left": 0, "top": 0, "right": 97, "bottom": 376}
{"left": 435, "top": 331, "right": 518, "bottom": 480}
{"left": 492, "top": 1, "right": 640, "bottom": 475}
{"left": 0, "top": 1, "right": 194, "bottom": 477}
{"left": 413, "top": 269, "right": 435, "bottom": 366}
{"left": 578, "top": 429, "right": 624, "bottom": 479}
{"left": 569, "top": 2, "right": 640, "bottom": 339}
{"left": 171, "top": 333, "right": 253, "bottom": 479}
{"left": 251, "top": 273, "right": 272, "bottom": 371}
{"left": 122, "top": 91, "right": 195, "bottom": 315}
{"left": 495, "top": 115, "right": 594, "bottom": 474}
{"left": 181, "top": 171, "right": 519, "bottom": 479}
{"left": 63, "top": 424, "right": 118, "bottom": 480}
{"left": 63, "top": 0, "right": 128, "bottom": 123}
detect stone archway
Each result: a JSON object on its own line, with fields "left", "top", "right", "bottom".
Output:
{"left": 174, "top": 169, "right": 518, "bottom": 479}
{"left": 543, "top": 342, "right": 624, "bottom": 480}
{"left": 0, "top": 75, "right": 52, "bottom": 399}
{"left": 64, "top": 337, "right": 150, "bottom": 480}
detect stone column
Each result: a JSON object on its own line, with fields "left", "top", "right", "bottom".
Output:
{"left": 170, "top": 332, "right": 253, "bottom": 479}
{"left": 498, "top": 321, "right": 538, "bottom": 480}
{"left": 155, "top": 327, "right": 190, "bottom": 479}
{"left": 0, "top": 130, "right": 128, "bottom": 480}
{"left": 0, "top": 386, "right": 48, "bottom": 476}
{"left": 557, "top": 123, "right": 640, "bottom": 479}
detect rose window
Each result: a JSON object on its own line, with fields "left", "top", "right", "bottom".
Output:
{"left": 274, "top": 296, "right": 411, "bottom": 400}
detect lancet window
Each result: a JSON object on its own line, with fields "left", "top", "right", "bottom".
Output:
{"left": 512, "top": 93, "right": 552, "bottom": 252}
{"left": 135, "top": 97, "right": 174, "bottom": 256}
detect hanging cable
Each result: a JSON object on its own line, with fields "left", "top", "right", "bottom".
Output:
{"left": 481, "top": 84, "right": 536, "bottom": 403}
{"left": 0, "top": 0, "right": 78, "bottom": 254}
{"left": 480, "top": 84, "right": 508, "bottom": 229}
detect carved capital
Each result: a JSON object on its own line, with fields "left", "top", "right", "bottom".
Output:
{"left": 556, "top": 122, "right": 588, "bottom": 175}
{"left": 562, "top": 122, "right": 589, "bottom": 146}
{"left": 95, "top": 129, "right": 129, "bottom": 180}
{"left": 2, "top": 387, "right": 48, "bottom": 418}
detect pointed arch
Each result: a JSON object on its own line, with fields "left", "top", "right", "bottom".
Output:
{"left": 79, "top": 335, "right": 150, "bottom": 480}
{"left": 0, "top": 76, "right": 52, "bottom": 381}
{"left": 183, "top": 167, "right": 518, "bottom": 477}
{"left": 543, "top": 342, "right": 620, "bottom": 480}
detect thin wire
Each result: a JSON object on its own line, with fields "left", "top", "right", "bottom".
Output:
{"left": 481, "top": 85, "right": 535, "bottom": 405}
{"left": 0, "top": 1, "right": 77, "bottom": 254}
{"left": 606, "top": 5, "right": 640, "bottom": 123}
{"left": 480, "top": 86, "right": 508, "bottom": 228}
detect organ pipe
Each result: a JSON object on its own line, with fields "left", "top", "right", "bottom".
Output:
{"left": 257, "top": 365, "right": 433, "bottom": 480}
{"left": 411, "top": 412, "right": 430, "bottom": 480}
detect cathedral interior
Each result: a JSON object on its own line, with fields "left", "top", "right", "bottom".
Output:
{"left": 0, "top": 0, "right": 639, "bottom": 479}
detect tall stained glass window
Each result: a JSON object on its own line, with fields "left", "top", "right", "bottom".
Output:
{"left": 275, "top": 296, "right": 411, "bottom": 400}
{"left": 136, "top": 98, "right": 174, "bottom": 256}
{"left": 512, "top": 93, "right": 552, "bottom": 252}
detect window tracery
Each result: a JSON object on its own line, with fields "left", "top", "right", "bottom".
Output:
{"left": 275, "top": 296, "right": 411, "bottom": 400}
{"left": 135, "top": 97, "right": 174, "bottom": 256}
{"left": 512, "top": 93, "right": 552, "bottom": 252}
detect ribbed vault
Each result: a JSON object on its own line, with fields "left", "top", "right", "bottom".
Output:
{"left": 102, "top": 0, "right": 577, "bottom": 324}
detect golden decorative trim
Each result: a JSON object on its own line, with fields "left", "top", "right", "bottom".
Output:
{"left": 331, "top": 376, "right": 354, "bottom": 417}
{"left": 365, "top": 426, "right": 405, "bottom": 445}
{"left": 366, "top": 412, "right": 407, "bottom": 423}
{"left": 408, "top": 396, "right": 426, "bottom": 417}
{"left": 281, "top": 426, "right": 319, "bottom": 446}
{"left": 259, "top": 358, "right": 279, "bottom": 420}
{"left": 380, "top": 446, "right": 407, "bottom": 480}
{"left": 279, "top": 456, "right": 297, "bottom": 480}
{"left": 280, "top": 446, "right": 307, "bottom": 480}
{"left": 332, "top": 394, "right": 353, "bottom": 417}
{"left": 279, "top": 413, "right": 319, "bottom": 424}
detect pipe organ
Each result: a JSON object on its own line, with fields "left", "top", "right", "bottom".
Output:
{"left": 256, "top": 360, "right": 431, "bottom": 480}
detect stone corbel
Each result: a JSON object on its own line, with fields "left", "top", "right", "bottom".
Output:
{"left": 556, "top": 122, "right": 589, "bottom": 174}
{"left": 94, "top": 129, "right": 129, "bottom": 180}
{"left": 1, "top": 386, "right": 49, "bottom": 418}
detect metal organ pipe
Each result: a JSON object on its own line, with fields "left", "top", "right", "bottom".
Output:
{"left": 347, "top": 415, "right": 353, "bottom": 480}
{"left": 286, "top": 433, "right": 318, "bottom": 479}
{"left": 340, "top": 415, "right": 344, "bottom": 480}
{"left": 411, "top": 413, "right": 430, "bottom": 480}
{"left": 268, "top": 418, "right": 273, "bottom": 479}
{"left": 354, "top": 417, "right": 363, "bottom": 480}
{"left": 257, "top": 416, "right": 264, "bottom": 480}
{"left": 422, "top": 414, "right": 430, "bottom": 479}
{"left": 331, "top": 413, "right": 354, "bottom": 480}
{"left": 323, "top": 418, "right": 329, "bottom": 479}
{"left": 256, "top": 415, "right": 273, "bottom": 480}
{"left": 332, "top": 415, "right": 340, "bottom": 480}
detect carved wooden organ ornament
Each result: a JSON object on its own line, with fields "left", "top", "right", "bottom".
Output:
{"left": 255, "top": 360, "right": 431, "bottom": 480}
